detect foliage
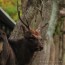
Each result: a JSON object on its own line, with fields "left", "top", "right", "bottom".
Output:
{"left": 0, "top": 0, "right": 21, "bottom": 22}
{"left": 54, "top": 18, "right": 63, "bottom": 35}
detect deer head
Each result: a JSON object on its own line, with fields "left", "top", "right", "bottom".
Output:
{"left": 17, "top": 0, "right": 44, "bottom": 52}
{"left": 17, "top": 0, "right": 48, "bottom": 52}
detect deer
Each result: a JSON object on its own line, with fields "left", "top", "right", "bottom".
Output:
{"left": 8, "top": 1, "right": 48, "bottom": 65}
{"left": 0, "top": 30, "right": 16, "bottom": 65}
{"left": 8, "top": 7, "right": 43, "bottom": 65}
{"left": 8, "top": 21, "right": 44, "bottom": 65}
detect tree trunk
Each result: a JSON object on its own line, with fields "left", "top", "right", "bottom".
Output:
{"left": 62, "top": 19, "right": 65, "bottom": 65}
{"left": 9, "top": 0, "right": 63, "bottom": 65}
{"left": 44, "top": 0, "right": 59, "bottom": 65}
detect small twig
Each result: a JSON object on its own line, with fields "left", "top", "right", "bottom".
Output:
{"left": 41, "top": 23, "right": 48, "bottom": 29}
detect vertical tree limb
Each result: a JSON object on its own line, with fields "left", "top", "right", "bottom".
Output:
{"left": 62, "top": 19, "right": 65, "bottom": 65}
{"left": 45, "top": 0, "right": 59, "bottom": 65}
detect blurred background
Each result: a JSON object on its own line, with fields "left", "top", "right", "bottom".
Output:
{"left": 0, "top": 0, "right": 22, "bottom": 22}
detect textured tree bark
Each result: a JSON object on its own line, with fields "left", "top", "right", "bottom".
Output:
{"left": 45, "top": 0, "right": 59, "bottom": 65}
{"left": 54, "top": 35, "right": 59, "bottom": 65}
{"left": 62, "top": 19, "right": 65, "bottom": 65}
{"left": 9, "top": 0, "right": 63, "bottom": 65}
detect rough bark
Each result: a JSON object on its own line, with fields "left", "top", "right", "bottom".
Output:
{"left": 9, "top": 0, "right": 51, "bottom": 40}
{"left": 44, "top": 0, "right": 59, "bottom": 65}
{"left": 9, "top": 0, "right": 64, "bottom": 65}
{"left": 54, "top": 35, "right": 59, "bottom": 65}
{"left": 62, "top": 19, "right": 65, "bottom": 65}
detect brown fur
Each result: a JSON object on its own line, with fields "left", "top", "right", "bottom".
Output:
{"left": 0, "top": 30, "right": 16, "bottom": 65}
{"left": 9, "top": 30, "right": 43, "bottom": 65}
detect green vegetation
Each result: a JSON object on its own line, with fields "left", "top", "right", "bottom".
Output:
{"left": 0, "top": 0, "right": 21, "bottom": 22}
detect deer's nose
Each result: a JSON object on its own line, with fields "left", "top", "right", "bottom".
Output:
{"left": 38, "top": 41, "right": 43, "bottom": 51}
{"left": 39, "top": 45, "right": 43, "bottom": 51}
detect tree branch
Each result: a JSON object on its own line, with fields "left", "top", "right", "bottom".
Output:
{"left": 45, "top": 0, "right": 59, "bottom": 65}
